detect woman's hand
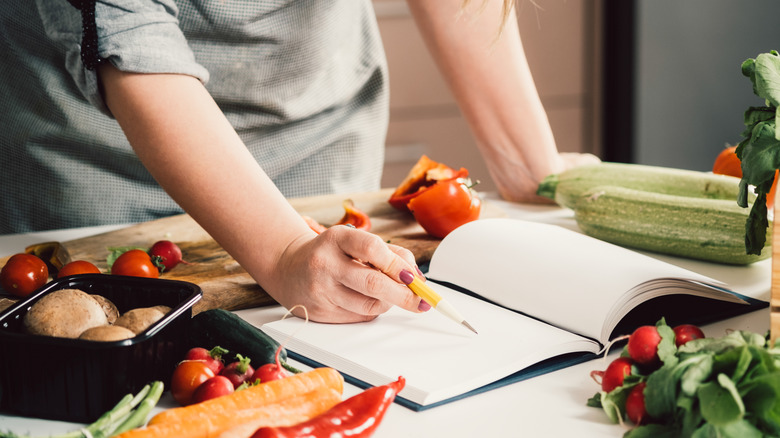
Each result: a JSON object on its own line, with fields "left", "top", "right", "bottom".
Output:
{"left": 260, "top": 225, "right": 426, "bottom": 323}
{"left": 494, "top": 151, "right": 601, "bottom": 204}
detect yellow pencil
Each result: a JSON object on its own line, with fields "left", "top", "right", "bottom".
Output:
{"left": 405, "top": 273, "right": 478, "bottom": 334}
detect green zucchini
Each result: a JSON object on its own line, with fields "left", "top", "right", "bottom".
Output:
{"left": 189, "top": 309, "right": 297, "bottom": 372}
{"left": 571, "top": 185, "right": 771, "bottom": 265}
{"left": 537, "top": 162, "right": 748, "bottom": 209}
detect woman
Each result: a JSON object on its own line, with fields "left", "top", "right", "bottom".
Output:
{"left": 0, "top": 0, "right": 598, "bottom": 322}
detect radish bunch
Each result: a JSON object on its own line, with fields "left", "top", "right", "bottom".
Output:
{"left": 588, "top": 319, "right": 704, "bottom": 426}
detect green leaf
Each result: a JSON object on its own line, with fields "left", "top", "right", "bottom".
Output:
{"left": 692, "top": 419, "right": 763, "bottom": 438}
{"left": 586, "top": 392, "right": 603, "bottom": 408}
{"left": 656, "top": 320, "right": 679, "bottom": 367}
{"left": 697, "top": 374, "right": 745, "bottom": 427}
{"left": 623, "top": 423, "right": 679, "bottom": 438}
{"left": 645, "top": 364, "right": 678, "bottom": 420}
{"left": 679, "top": 331, "right": 748, "bottom": 355}
{"left": 680, "top": 354, "right": 714, "bottom": 397}
{"left": 735, "top": 51, "right": 780, "bottom": 255}
{"left": 601, "top": 384, "right": 636, "bottom": 424}
{"left": 753, "top": 51, "right": 780, "bottom": 110}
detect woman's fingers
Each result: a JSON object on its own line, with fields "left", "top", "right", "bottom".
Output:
{"left": 319, "top": 226, "right": 423, "bottom": 314}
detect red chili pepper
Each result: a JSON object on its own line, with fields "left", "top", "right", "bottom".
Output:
{"left": 250, "top": 376, "right": 406, "bottom": 438}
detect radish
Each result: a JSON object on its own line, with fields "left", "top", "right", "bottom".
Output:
{"left": 625, "top": 382, "right": 648, "bottom": 425}
{"left": 149, "top": 240, "right": 184, "bottom": 272}
{"left": 251, "top": 344, "right": 288, "bottom": 384}
{"left": 627, "top": 325, "right": 661, "bottom": 366}
{"left": 672, "top": 324, "right": 705, "bottom": 347}
{"left": 600, "top": 357, "right": 633, "bottom": 393}
{"left": 220, "top": 354, "right": 255, "bottom": 388}
{"left": 185, "top": 346, "right": 228, "bottom": 375}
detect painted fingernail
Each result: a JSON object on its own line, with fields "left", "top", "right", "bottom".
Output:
{"left": 399, "top": 269, "right": 414, "bottom": 285}
{"left": 418, "top": 300, "right": 431, "bottom": 312}
{"left": 415, "top": 265, "right": 424, "bottom": 277}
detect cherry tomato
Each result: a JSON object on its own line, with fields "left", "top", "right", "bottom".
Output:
{"left": 111, "top": 249, "right": 159, "bottom": 278}
{"left": 170, "top": 360, "right": 215, "bottom": 406}
{"left": 672, "top": 324, "right": 705, "bottom": 347}
{"left": 334, "top": 199, "right": 371, "bottom": 231}
{"left": 407, "top": 178, "right": 481, "bottom": 239}
{"left": 192, "top": 375, "right": 235, "bottom": 404}
{"left": 57, "top": 260, "right": 101, "bottom": 278}
{"left": 252, "top": 363, "right": 287, "bottom": 384}
{"left": 0, "top": 253, "right": 49, "bottom": 298}
{"left": 149, "top": 240, "right": 183, "bottom": 272}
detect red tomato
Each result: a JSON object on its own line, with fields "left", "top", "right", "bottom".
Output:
{"left": 672, "top": 324, "right": 705, "bottom": 347}
{"left": 0, "top": 253, "right": 49, "bottom": 298}
{"left": 192, "top": 375, "right": 235, "bottom": 404}
{"left": 57, "top": 260, "right": 101, "bottom": 278}
{"left": 111, "top": 249, "right": 159, "bottom": 278}
{"left": 170, "top": 360, "right": 216, "bottom": 406}
{"left": 407, "top": 178, "right": 481, "bottom": 239}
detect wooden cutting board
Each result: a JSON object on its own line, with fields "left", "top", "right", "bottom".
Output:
{"left": 0, "top": 189, "right": 504, "bottom": 314}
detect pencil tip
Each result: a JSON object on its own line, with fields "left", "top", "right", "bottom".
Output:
{"left": 462, "top": 320, "right": 478, "bottom": 334}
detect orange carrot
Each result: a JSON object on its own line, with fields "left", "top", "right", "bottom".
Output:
{"left": 148, "top": 367, "right": 343, "bottom": 427}
{"left": 215, "top": 387, "right": 342, "bottom": 438}
{"left": 113, "top": 385, "right": 343, "bottom": 438}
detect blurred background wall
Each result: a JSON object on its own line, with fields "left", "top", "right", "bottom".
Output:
{"left": 374, "top": 0, "right": 780, "bottom": 191}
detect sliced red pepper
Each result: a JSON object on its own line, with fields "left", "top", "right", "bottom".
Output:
{"left": 334, "top": 199, "right": 371, "bottom": 231}
{"left": 251, "top": 376, "right": 406, "bottom": 438}
{"left": 388, "top": 155, "right": 468, "bottom": 213}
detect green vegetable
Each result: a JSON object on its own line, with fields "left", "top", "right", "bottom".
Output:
{"left": 0, "top": 381, "right": 163, "bottom": 438}
{"left": 588, "top": 319, "right": 780, "bottom": 437}
{"left": 536, "top": 162, "right": 746, "bottom": 209}
{"left": 571, "top": 185, "right": 770, "bottom": 265}
{"left": 735, "top": 50, "right": 780, "bottom": 255}
{"left": 189, "top": 309, "right": 300, "bottom": 374}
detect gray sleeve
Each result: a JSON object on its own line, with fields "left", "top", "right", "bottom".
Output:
{"left": 35, "top": 0, "right": 210, "bottom": 116}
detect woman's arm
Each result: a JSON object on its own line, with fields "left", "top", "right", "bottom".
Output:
{"left": 406, "top": 0, "right": 599, "bottom": 202}
{"left": 97, "top": 65, "right": 423, "bottom": 322}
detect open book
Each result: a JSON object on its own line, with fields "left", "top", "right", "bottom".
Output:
{"left": 260, "top": 218, "right": 767, "bottom": 410}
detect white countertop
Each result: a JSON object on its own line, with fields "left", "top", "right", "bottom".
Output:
{"left": 0, "top": 197, "right": 771, "bottom": 437}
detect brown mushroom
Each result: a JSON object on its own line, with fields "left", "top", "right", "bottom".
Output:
{"left": 79, "top": 325, "right": 135, "bottom": 342}
{"left": 24, "top": 289, "right": 108, "bottom": 338}
{"left": 90, "top": 294, "right": 120, "bottom": 324}
{"left": 114, "top": 305, "right": 171, "bottom": 334}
